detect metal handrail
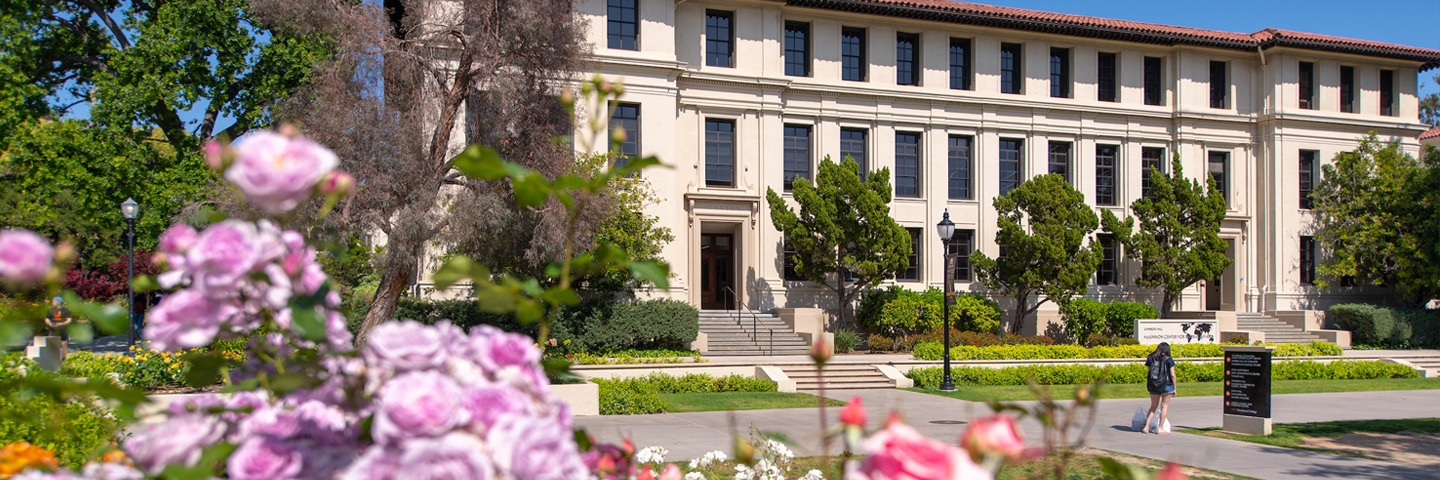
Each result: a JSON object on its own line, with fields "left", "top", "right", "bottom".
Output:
{"left": 722, "top": 286, "right": 762, "bottom": 343}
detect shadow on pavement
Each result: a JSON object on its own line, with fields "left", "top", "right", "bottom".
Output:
{"left": 1259, "top": 445, "right": 1440, "bottom": 479}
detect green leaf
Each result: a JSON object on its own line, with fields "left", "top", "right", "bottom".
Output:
{"left": 512, "top": 173, "right": 551, "bottom": 208}
{"left": 1098, "top": 457, "right": 1149, "bottom": 480}
{"left": 474, "top": 286, "right": 518, "bottom": 313}
{"left": 289, "top": 307, "right": 327, "bottom": 342}
{"left": 609, "top": 156, "right": 663, "bottom": 178}
{"left": 543, "top": 357, "right": 573, "bottom": 379}
{"left": 452, "top": 145, "right": 507, "bottom": 180}
{"left": 61, "top": 293, "right": 129, "bottom": 335}
{"left": 65, "top": 322, "right": 95, "bottom": 344}
{"left": 538, "top": 287, "right": 580, "bottom": 306}
{"left": 628, "top": 260, "right": 670, "bottom": 289}
{"left": 160, "top": 442, "right": 236, "bottom": 480}
{"left": 553, "top": 174, "right": 589, "bottom": 191}
{"left": 183, "top": 352, "right": 226, "bottom": 388}
{"left": 268, "top": 373, "right": 319, "bottom": 396}
{"left": 0, "top": 322, "right": 32, "bottom": 347}
{"left": 432, "top": 257, "right": 490, "bottom": 291}
{"left": 131, "top": 275, "right": 160, "bottom": 293}
{"left": 573, "top": 427, "right": 593, "bottom": 451}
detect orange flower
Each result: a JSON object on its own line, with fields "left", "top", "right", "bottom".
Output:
{"left": 0, "top": 441, "right": 60, "bottom": 478}
{"left": 100, "top": 449, "right": 131, "bottom": 466}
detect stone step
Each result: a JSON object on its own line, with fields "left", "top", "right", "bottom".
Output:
{"left": 704, "top": 350, "right": 812, "bottom": 356}
{"left": 797, "top": 382, "right": 897, "bottom": 390}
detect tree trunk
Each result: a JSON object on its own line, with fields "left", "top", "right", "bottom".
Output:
{"left": 1160, "top": 291, "right": 1175, "bottom": 319}
{"left": 1010, "top": 292, "right": 1029, "bottom": 336}
{"left": 356, "top": 267, "right": 411, "bottom": 347}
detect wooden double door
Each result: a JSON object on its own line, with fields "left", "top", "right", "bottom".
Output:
{"left": 699, "top": 233, "right": 734, "bottom": 310}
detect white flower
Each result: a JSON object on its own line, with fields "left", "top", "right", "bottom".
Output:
{"left": 733, "top": 464, "right": 755, "bottom": 480}
{"left": 691, "top": 450, "right": 728, "bottom": 469}
{"left": 800, "top": 469, "right": 825, "bottom": 480}
{"left": 635, "top": 446, "right": 668, "bottom": 464}
{"left": 685, "top": 473, "right": 706, "bottom": 480}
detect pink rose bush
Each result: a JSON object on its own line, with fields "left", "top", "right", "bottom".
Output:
{"left": 848, "top": 415, "right": 991, "bottom": 480}
{"left": 0, "top": 230, "right": 55, "bottom": 284}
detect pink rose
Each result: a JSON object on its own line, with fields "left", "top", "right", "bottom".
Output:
{"left": 158, "top": 224, "right": 198, "bottom": 255}
{"left": 840, "top": 396, "right": 867, "bottom": 428}
{"left": 338, "top": 447, "right": 401, "bottom": 480}
{"left": 365, "top": 320, "right": 449, "bottom": 372}
{"left": 184, "top": 220, "right": 266, "bottom": 297}
{"left": 960, "top": 415, "right": 1025, "bottom": 461}
{"left": 123, "top": 414, "right": 227, "bottom": 474}
{"left": 227, "top": 436, "right": 303, "bottom": 480}
{"left": 1156, "top": 463, "right": 1188, "bottom": 480}
{"left": 659, "top": 464, "right": 682, "bottom": 480}
{"left": 0, "top": 230, "right": 53, "bottom": 283}
{"left": 473, "top": 330, "right": 541, "bottom": 373}
{"left": 487, "top": 414, "right": 588, "bottom": 479}
{"left": 853, "top": 417, "right": 991, "bottom": 480}
{"left": 371, "top": 371, "right": 469, "bottom": 444}
{"left": 237, "top": 406, "right": 302, "bottom": 440}
{"left": 460, "top": 385, "right": 531, "bottom": 433}
{"left": 224, "top": 130, "right": 339, "bottom": 214}
{"left": 397, "top": 433, "right": 496, "bottom": 480}
{"left": 145, "top": 289, "right": 239, "bottom": 351}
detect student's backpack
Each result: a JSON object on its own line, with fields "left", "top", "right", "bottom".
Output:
{"left": 1147, "top": 355, "right": 1169, "bottom": 391}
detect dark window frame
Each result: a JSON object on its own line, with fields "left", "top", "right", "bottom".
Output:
{"left": 896, "top": 32, "right": 920, "bottom": 86}
{"left": 999, "top": 138, "right": 1023, "bottom": 196}
{"left": 948, "top": 135, "right": 972, "bottom": 200}
{"left": 1141, "top": 147, "right": 1165, "bottom": 200}
{"left": 840, "top": 127, "right": 868, "bottom": 179}
{"left": 1143, "top": 56, "right": 1163, "bottom": 106}
{"left": 1095, "top": 144, "right": 1117, "bottom": 206}
{"left": 900, "top": 227, "right": 922, "bottom": 281}
{"left": 704, "top": 119, "right": 735, "bottom": 188}
{"left": 1300, "top": 236, "right": 1317, "bottom": 285}
{"left": 1209, "top": 60, "right": 1228, "bottom": 109}
{"left": 948, "top": 230, "right": 975, "bottom": 282}
{"left": 1380, "top": 69, "right": 1395, "bottom": 116}
{"left": 949, "top": 38, "right": 972, "bottom": 90}
{"left": 1208, "top": 150, "right": 1229, "bottom": 204}
{"left": 1097, "top": 52, "right": 1117, "bottom": 102}
{"left": 1098, "top": 234, "right": 1118, "bottom": 286}
{"left": 1299, "top": 150, "right": 1316, "bottom": 209}
{"left": 782, "top": 237, "right": 804, "bottom": 281}
{"left": 1000, "top": 43, "right": 1023, "bottom": 94}
{"left": 1298, "top": 61, "right": 1315, "bottom": 110}
{"left": 782, "top": 124, "right": 812, "bottom": 191}
{"left": 841, "top": 27, "right": 867, "bottom": 82}
{"left": 610, "top": 103, "right": 640, "bottom": 168}
{"left": 606, "top": 0, "right": 638, "bottom": 51}
{"left": 704, "top": 10, "right": 734, "bottom": 68}
{"left": 894, "top": 132, "right": 922, "bottom": 198}
{"left": 783, "top": 21, "right": 810, "bottom": 77}
{"left": 1340, "top": 66, "right": 1356, "bottom": 113}
{"left": 1050, "top": 47, "right": 1070, "bottom": 98}
{"left": 1048, "top": 141, "right": 1072, "bottom": 184}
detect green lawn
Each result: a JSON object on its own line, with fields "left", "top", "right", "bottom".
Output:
{"left": 659, "top": 392, "right": 844, "bottom": 413}
{"left": 676, "top": 449, "right": 1252, "bottom": 480}
{"left": 1184, "top": 418, "right": 1440, "bottom": 459}
{"left": 907, "top": 378, "right": 1440, "bottom": 402}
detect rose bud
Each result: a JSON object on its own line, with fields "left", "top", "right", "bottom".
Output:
{"left": 319, "top": 171, "right": 356, "bottom": 198}
{"left": 1156, "top": 463, "right": 1189, "bottom": 480}
{"left": 810, "top": 335, "right": 832, "bottom": 366}
{"left": 960, "top": 414, "right": 1025, "bottom": 462}
{"left": 840, "top": 396, "right": 866, "bottom": 428}
{"left": 203, "top": 140, "right": 226, "bottom": 170}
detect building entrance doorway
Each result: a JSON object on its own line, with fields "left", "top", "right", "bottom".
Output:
{"left": 699, "top": 233, "right": 735, "bottom": 310}
{"left": 1205, "top": 239, "right": 1236, "bottom": 311}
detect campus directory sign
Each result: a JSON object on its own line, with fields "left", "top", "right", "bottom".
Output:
{"left": 1224, "top": 348, "right": 1272, "bottom": 418}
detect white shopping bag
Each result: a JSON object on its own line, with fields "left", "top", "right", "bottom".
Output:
{"left": 1148, "top": 416, "right": 1172, "bottom": 433}
{"left": 1130, "top": 407, "right": 1146, "bottom": 432}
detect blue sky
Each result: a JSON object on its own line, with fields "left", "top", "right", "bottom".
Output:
{"left": 983, "top": 0, "right": 1440, "bottom": 95}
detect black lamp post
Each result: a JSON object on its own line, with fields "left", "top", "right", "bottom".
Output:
{"left": 121, "top": 198, "right": 139, "bottom": 348}
{"left": 936, "top": 209, "right": 956, "bottom": 392}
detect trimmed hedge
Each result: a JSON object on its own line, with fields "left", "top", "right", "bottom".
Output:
{"left": 1330, "top": 304, "right": 1440, "bottom": 348}
{"left": 1059, "top": 300, "right": 1158, "bottom": 341}
{"left": 905, "top": 360, "right": 1418, "bottom": 388}
{"left": 911, "top": 341, "right": 1343, "bottom": 361}
{"left": 392, "top": 297, "right": 698, "bottom": 354}
{"left": 590, "top": 373, "right": 777, "bottom": 415}
{"left": 858, "top": 286, "right": 1002, "bottom": 336}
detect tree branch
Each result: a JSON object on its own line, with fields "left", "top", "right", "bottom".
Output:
{"left": 57, "top": 55, "right": 111, "bottom": 73}
{"left": 200, "top": 81, "right": 246, "bottom": 141}
{"left": 75, "top": 0, "right": 132, "bottom": 49}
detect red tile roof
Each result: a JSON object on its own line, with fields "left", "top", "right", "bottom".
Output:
{"left": 1421, "top": 126, "right": 1440, "bottom": 141}
{"left": 788, "top": 0, "right": 1440, "bottom": 70}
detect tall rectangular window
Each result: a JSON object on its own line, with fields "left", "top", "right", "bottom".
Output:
{"left": 896, "top": 33, "right": 919, "bottom": 86}
{"left": 1048, "top": 141, "right": 1071, "bottom": 184}
{"left": 1143, "top": 56, "right": 1163, "bottom": 105}
{"left": 1299, "top": 150, "right": 1317, "bottom": 209}
{"left": 782, "top": 238, "right": 803, "bottom": 281}
{"left": 1300, "top": 236, "right": 1317, "bottom": 285}
{"left": 1209, "top": 60, "right": 1227, "bottom": 109}
{"left": 948, "top": 135, "right": 972, "bottom": 200}
{"left": 948, "top": 230, "right": 975, "bottom": 282}
{"left": 949, "top": 38, "right": 971, "bottom": 90}
{"left": 610, "top": 103, "right": 640, "bottom": 168}
{"left": 1097, "top": 234, "right": 1118, "bottom": 286}
{"left": 705, "top": 10, "right": 733, "bottom": 68}
{"left": 1050, "top": 47, "right": 1070, "bottom": 98}
{"left": 704, "top": 119, "right": 735, "bottom": 187}
{"left": 1000, "top": 43, "right": 1022, "bottom": 94}
{"left": 1097, "top": 52, "right": 1117, "bottom": 102}
{"left": 1208, "top": 151, "right": 1229, "bottom": 204}
{"left": 784, "top": 22, "right": 810, "bottom": 77}
{"left": 607, "top": 0, "right": 638, "bottom": 50}
{"left": 1141, "top": 147, "right": 1165, "bottom": 200}
{"left": 1095, "top": 145, "right": 1117, "bottom": 206}
{"left": 1340, "top": 66, "right": 1356, "bottom": 113}
{"left": 782, "top": 125, "right": 812, "bottom": 191}
{"left": 895, "top": 132, "right": 921, "bottom": 198}
{"left": 1298, "top": 61, "right": 1315, "bottom": 110}
{"left": 900, "top": 228, "right": 921, "bottom": 281}
{"left": 999, "top": 139, "right": 1023, "bottom": 196}
{"left": 1380, "top": 69, "right": 1395, "bottom": 116}
{"left": 841, "top": 27, "right": 867, "bottom": 82}
{"left": 840, "top": 128, "right": 868, "bottom": 177}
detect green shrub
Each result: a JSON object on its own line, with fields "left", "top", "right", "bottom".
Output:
{"left": 833, "top": 329, "right": 858, "bottom": 353}
{"left": 1331, "top": 304, "right": 1440, "bottom": 347}
{"left": 957, "top": 331, "right": 1000, "bottom": 346}
{"left": 1104, "top": 302, "right": 1158, "bottom": 338}
{"left": 581, "top": 299, "right": 699, "bottom": 353}
{"left": 912, "top": 341, "right": 1338, "bottom": 361}
{"left": 590, "top": 373, "right": 776, "bottom": 414}
{"left": 905, "top": 360, "right": 1417, "bottom": 388}
{"left": 858, "top": 286, "right": 1003, "bottom": 336}
{"left": 0, "top": 356, "right": 123, "bottom": 469}
{"left": 1060, "top": 299, "right": 1107, "bottom": 342}
{"left": 867, "top": 334, "right": 894, "bottom": 352}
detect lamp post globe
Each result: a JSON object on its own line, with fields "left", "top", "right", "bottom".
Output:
{"left": 936, "top": 209, "right": 956, "bottom": 392}
{"left": 121, "top": 198, "right": 140, "bottom": 349}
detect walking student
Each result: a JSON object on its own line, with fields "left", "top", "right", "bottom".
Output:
{"left": 44, "top": 296, "right": 73, "bottom": 360}
{"left": 1142, "top": 342, "right": 1177, "bottom": 434}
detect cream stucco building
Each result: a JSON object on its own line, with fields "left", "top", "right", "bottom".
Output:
{"left": 460, "top": 0, "right": 1440, "bottom": 333}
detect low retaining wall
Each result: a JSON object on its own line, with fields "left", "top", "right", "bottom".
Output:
{"left": 553, "top": 383, "right": 600, "bottom": 416}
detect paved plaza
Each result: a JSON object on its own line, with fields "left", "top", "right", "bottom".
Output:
{"left": 575, "top": 388, "right": 1440, "bottom": 480}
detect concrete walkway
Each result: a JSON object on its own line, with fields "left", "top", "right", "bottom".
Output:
{"left": 574, "top": 388, "right": 1440, "bottom": 479}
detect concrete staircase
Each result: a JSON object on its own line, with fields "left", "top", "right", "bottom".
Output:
{"left": 698, "top": 310, "right": 810, "bottom": 356}
{"left": 1399, "top": 356, "right": 1440, "bottom": 378}
{"left": 1235, "top": 312, "right": 1322, "bottom": 343}
{"left": 780, "top": 364, "right": 896, "bottom": 391}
